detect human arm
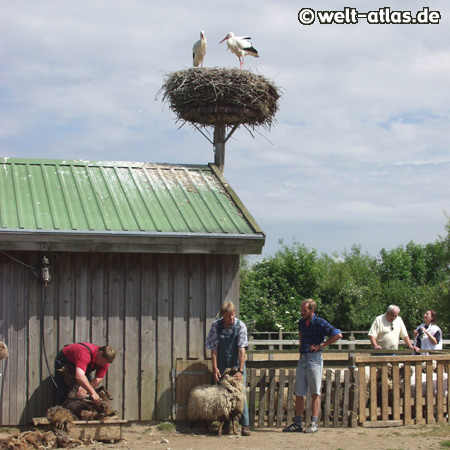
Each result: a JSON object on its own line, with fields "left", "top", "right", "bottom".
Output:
{"left": 74, "top": 367, "right": 101, "bottom": 404}
{"left": 311, "top": 332, "right": 343, "bottom": 352}
{"left": 421, "top": 327, "right": 438, "bottom": 345}
{"left": 211, "top": 349, "right": 220, "bottom": 382}
{"left": 233, "top": 347, "right": 246, "bottom": 381}
{"left": 402, "top": 334, "right": 414, "bottom": 350}
{"left": 369, "top": 335, "right": 382, "bottom": 350}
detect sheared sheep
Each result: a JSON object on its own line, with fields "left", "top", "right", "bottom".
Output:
{"left": 57, "top": 363, "right": 117, "bottom": 420}
{"left": 187, "top": 368, "right": 246, "bottom": 437}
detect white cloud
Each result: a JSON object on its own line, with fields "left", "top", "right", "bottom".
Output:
{"left": 1, "top": 0, "right": 449, "bottom": 258}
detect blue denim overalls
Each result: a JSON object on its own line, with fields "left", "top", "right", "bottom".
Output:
{"left": 217, "top": 318, "right": 249, "bottom": 426}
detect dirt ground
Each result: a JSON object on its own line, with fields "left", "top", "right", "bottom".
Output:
{"left": 1, "top": 421, "right": 450, "bottom": 450}
{"left": 82, "top": 422, "right": 450, "bottom": 450}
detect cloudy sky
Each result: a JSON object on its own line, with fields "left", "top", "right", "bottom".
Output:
{"left": 1, "top": 0, "right": 449, "bottom": 261}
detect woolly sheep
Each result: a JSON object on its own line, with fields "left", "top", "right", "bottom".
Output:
{"left": 187, "top": 370, "right": 246, "bottom": 436}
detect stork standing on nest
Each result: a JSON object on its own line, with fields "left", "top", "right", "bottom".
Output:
{"left": 193, "top": 30, "right": 207, "bottom": 67}
{"left": 219, "top": 32, "right": 259, "bottom": 69}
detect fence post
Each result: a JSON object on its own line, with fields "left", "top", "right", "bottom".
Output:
{"left": 348, "top": 352, "right": 358, "bottom": 428}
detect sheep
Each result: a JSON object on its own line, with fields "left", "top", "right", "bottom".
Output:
{"left": 187, "top": 368, "right": 246, "bottom": 437}
{"left": 57, "top": 363, "right": 117, "bottom": 420}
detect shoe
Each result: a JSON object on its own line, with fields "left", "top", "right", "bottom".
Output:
{"left": 304, "top": 422, "right": 318, "bottom": 433}
{"left": 282, "top": 423, "right": 303, "bottom": 432}
{"left": 241, "top": 426, "right": 251, "bottom": 436}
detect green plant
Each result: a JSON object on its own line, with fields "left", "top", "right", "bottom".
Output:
{"left": 156, "top": 421, "right": 176, "bottom": 432}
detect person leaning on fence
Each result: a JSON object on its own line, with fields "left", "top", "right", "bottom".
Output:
{"left": 368, "top": 305, "right": 414, "bottom": 351}
{"left": 54, "top": 342, "right": 115, "bottom": 405}
{"left": 283, "top": 298, "right": 342, "bottom": 434}
{"left": 413, "top": 309, "right": 443, "bottom": 355}
{"left": 205, "top": 301, "right": 251, "bottom": 436}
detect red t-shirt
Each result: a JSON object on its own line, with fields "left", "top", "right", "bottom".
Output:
{"left": 62, "top": 343, "right": 109, "bottom": 379}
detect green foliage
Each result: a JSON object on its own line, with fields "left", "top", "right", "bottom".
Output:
{"left": 240, "top": 241, "right": 319, "bottom": 332}
{"left": 240, "top": 217, "right": 450, "bottom": 333}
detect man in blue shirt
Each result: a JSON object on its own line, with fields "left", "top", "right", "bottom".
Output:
{"left": 283, "top": 298, "right": 342, "bottom": 434}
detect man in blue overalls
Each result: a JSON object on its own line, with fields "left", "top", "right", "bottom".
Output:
{"left": 205, "top": 301, "right": 250, "bottom": 436}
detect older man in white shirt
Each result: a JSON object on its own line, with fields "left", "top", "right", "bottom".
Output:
{"left": 368, "top": 305, "right": 414, "bottom": 351}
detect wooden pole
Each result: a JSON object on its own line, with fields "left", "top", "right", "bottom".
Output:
{"left": 213, "top": 123, "right": 226, "bottom": 172}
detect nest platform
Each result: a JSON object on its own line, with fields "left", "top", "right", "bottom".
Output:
{"left": 159, "top": 68, "right": 281, "bottom": 128}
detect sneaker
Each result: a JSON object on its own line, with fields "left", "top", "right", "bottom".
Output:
{"left": 282, "top": 423, "right": 303, "bottom": 432}
{"left": 304, "top": 422, "right": 318, "bottom": 433}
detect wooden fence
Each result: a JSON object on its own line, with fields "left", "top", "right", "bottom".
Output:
{"left": 175, "top": 353, "right": 450, "bottom": 428}
{"left": 356, "top": 354, "right": 450, "bottom": 427}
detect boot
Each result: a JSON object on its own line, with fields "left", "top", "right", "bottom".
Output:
{"left": 241, "top": 425, "right": 251, "bottom": 436}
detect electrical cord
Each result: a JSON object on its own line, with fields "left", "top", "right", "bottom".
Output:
{"left": 41, "top": 283, "right": 58, "bottom": 389}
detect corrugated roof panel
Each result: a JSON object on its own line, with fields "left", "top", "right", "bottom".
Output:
{"left": 0, "top": 158, "right": 260, "bottom": 237}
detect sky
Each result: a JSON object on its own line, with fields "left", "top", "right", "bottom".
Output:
{"left": 1, "top": 0, "right": 450, "bottom": 262}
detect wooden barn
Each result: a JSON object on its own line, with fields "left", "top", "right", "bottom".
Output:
{"left": 0, "top": 157, "right": 265, "bottom": 425}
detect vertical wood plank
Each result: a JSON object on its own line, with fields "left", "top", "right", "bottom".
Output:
{"left": 123, "top": 253, "right": 140, "bottom": 420}
{"left": 27, "top": 254, "right": 40, "bottom": 424}
{"left": 381, "top": 363, "right": 388, "bottom": 421}
{"left": 267, "top": 368, "right": 276, "bottom": 427}
{"left": 436, "top": 362, "right": 444, "bottom": 422}
{"left": 107, "top": 253, "right": 124, "bottom": 418}
{"left": 205, "top": 255, "right": 221, "bottom": 359}
{"left": 351, "top": 369, "right": 359, "bottom": 428}
{"left": 403, "top": 363, "right": 411, "bottom": 425}
{"left": 156, "top": 254, "right": 172, "bottom": 420}
{"left": 276, "top": 370, "right": 286, "bottom": 427}
{"left": 248, "top": 368, "right": 257, "bottom": 427}
{"left": 333, "top": 370, "right": 341, "bottom": 427}
{"left": 342, "top": 370, "right": 350, "bottom": 428}
{"left": 392, "top": 363, "right": 400, "bottom": 421}
{"left": 74, "top": 254, "right": 89, "bottom": 343}
{"left": 358, "top": 363, "right": 366, "bottom": 424}
{"left": 370, "top": 364, "right": 377, "bottom": 422}
{"left": 425, "top": 361, "right": 434, "bottom": 424}
{"left": 140, "top": 254, "right": 157, "bottom": 420}
{"left": 90, "top": 253, "right": 105, "bottom": 346}
{"left": 415, "top": 362, "right": 422, "bottom": 424}
{"left": 324, "top": 369, "right": 332, "bottom": 427}
{"left": 189, "top": 255, "right": 204, "bottom": 359}
{"left": 258, "top": 369, "right": 266, "bottom": 427}
{"left": 15, "top": 256, "right": 27, "bottom": 424}
{"left": 173, "top": 255, "right": 188, "bottom": 361}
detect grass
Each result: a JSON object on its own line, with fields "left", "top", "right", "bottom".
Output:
{"left": 156, "top": 421, "right": 176, "bottom": 432}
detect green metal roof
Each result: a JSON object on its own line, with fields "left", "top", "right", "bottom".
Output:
{"left": 0, "top": 158, "right": 265, "bottom": 254}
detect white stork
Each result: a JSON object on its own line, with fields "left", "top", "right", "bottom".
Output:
{"left": 193, "top": 30, "right": 207, "bottom": 67}
{"left": 219, "top": 32, "right": 259, "bottom": 69}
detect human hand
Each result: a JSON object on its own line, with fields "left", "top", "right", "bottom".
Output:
{"left": 91, "top": 392, "right": 100, "bottom": 404}
{"left": 233, "top": 371, "right": 243, "bottom": 381}
{"left": 213, "top": 368, "right": 221, "bottom": 383}
{"left": 76, "top": 387, "right": 87, "bottom": 398}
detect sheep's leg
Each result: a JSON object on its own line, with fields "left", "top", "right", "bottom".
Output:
{"left": 217, "top": 421, "right": 223, "bottom": 437}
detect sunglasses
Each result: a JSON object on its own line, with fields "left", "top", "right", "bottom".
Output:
{"left": 390, "top": 324, "right": 394, "bottom": 331}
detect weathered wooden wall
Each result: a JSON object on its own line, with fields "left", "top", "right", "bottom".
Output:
{"left": 0, "top": 250, "right": 239, "bottom": 425}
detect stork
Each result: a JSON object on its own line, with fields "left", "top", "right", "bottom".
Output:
{"left": 193, "top": 30, "right": 207, "bottom": 67}
{"left": 219, "top": 32, "right": 259, "bottom": 69}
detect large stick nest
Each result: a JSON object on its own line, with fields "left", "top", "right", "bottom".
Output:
{"left": 158, "top": 68, "right": 281, "bottom": 129}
